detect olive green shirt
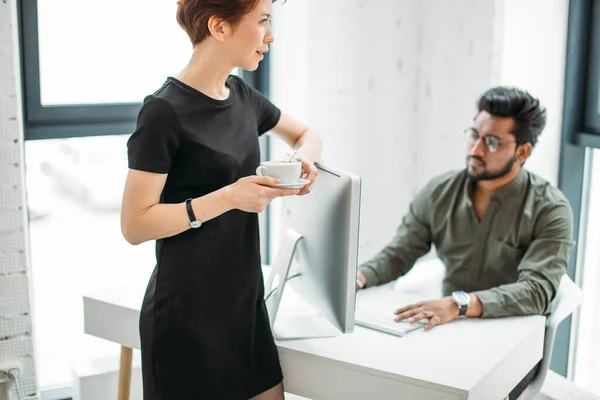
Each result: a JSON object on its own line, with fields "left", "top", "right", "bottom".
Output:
{"left": 358, "top": 168, "right": 574, "bottom": 318}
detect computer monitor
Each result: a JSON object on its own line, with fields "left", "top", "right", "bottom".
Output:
{"left": 265, "top": 162, "right": 361, "bottom": 340}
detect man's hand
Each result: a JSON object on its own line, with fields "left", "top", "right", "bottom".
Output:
{"left": 356, "top": 271, "right": 367, "bottom": 290}
{"left": 394, "top": 297, "right": 460, "bottom": 331}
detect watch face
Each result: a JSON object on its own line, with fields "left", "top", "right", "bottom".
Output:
{"left": 190, "top": 220, "right": 202, "bottom": 229}
{"left": 453, "top": 291, "right": 469, "bottom": 306}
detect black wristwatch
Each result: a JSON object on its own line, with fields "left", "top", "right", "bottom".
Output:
{"left": 185, "top": 198, "right": 202, "bottom": 229}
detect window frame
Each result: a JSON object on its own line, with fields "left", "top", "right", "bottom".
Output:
{"left": 555, "top": 0, "right": 597, "bottom": 377}
{"left": 18, "top": 0, "right": 273, "bottom": 144}
{"left": 19, "top": 0, "right": 141, "bottom": 140}
{"left": 583, "top": 0, "right": 600, "bottom": 136}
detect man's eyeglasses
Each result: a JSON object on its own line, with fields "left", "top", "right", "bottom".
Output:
{"left": 464, "top": 128, "right": 516, "bottom": 153}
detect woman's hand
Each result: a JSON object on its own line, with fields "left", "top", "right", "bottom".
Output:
{"left": 226, "top": 176, "right": 299, "bottom": 213}
{"left": 294, "top": 155, "right": 319, "bottom": 195}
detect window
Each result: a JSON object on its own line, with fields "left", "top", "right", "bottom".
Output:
{"left": 36, "top": 0, "right": 191, "bottom": 106}
{"left": 20, "top": 0, "right": 244, "bottom": 140}
{"left": 26, "top": 134, "right": 155, "bottom": 389}
{"left": 572, "top": 148, "right": 600, "bottom": 396}
{"left": 556, "top": 0, "right": 600, "bottom": 386}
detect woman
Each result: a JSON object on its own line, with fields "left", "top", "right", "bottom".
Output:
{"left": 120, "top": 0, "right": 323, "bottom": 398}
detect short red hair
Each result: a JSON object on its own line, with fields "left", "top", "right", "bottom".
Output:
{"left": 176, "top": 0, "right": 277, "bottom": 45}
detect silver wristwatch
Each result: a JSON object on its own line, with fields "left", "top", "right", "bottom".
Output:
{"left": 356, "top": 277, "right": 365, "bottom": 290}
{"left": 451, "top": 291, "right": 470, "bottom": 316}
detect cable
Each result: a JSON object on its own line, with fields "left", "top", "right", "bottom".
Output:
{"left": 265, "top": 273, "right": 302, "bottom": 302}
{"left": 7, "top": 369, "right": 21, "bottom": 400}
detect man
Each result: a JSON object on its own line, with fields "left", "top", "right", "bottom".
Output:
{"left": 356, "top": 87, "right": 574, "bottom": 400}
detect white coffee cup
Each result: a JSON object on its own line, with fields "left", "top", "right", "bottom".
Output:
{"left": 256, "top": 161, "right": 302, "bottom": 184}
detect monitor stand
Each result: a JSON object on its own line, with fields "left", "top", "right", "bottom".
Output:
{"left": 265, "top": 228, "right": 341, "bottom": 340}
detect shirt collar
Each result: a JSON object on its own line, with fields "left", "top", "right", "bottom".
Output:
{"left": 490, "top": 167, "right": 528, "bottom": 204}
{"left": 463, "top": 167, "right": 528, "bottom": 206}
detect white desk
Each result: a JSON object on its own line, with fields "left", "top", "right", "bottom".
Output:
{"left": 83, "top": 264, "right": 544, "bottom": 400}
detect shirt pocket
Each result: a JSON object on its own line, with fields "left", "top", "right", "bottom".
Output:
{"left": 486, "top": 241, "right": 526, "bottom": 284}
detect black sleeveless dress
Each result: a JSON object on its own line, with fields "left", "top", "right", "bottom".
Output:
{"left": 127, "top": 75, "right": 283, "bottom": 399}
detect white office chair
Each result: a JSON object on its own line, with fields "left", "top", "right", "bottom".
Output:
{"left": 517, "top": 274, "right": 584, "bottom": 400}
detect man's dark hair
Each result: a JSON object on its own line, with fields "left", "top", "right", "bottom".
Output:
{"left": 476, "top": 87, "right": 547, "bottom": 147}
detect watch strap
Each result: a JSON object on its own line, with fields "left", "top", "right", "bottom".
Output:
{"left": 185, "top": 198, "right": 200, "bottom": 228}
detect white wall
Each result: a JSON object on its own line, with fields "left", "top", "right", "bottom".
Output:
{"left": 303, "top": 0, "right": 422, "bottom": 261}
{"left": 414, "top": 0, "right": 497, "bottom": 187}
{"left": 269, "top": 0, "right": 569, "bottom": 264}
{"left": 270, "top": 0, "right": 420, "bottom": 262}
{"left": 0, "top": 1, "right": 38, "bottom": 399}
{"left": 492, "top": 0, "right": 569, "bottom": 185}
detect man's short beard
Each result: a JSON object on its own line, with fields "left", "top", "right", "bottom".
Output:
{"left": 466, "top": 156, "right": 516, "bottom": 182}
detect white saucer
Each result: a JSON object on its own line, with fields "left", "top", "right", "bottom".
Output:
{"left": 269, "top": 178, "right": 310, "bottom": 189}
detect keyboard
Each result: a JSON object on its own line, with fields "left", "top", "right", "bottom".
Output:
{"left": 354, "top": 307, "right": 426, "bottom": 337}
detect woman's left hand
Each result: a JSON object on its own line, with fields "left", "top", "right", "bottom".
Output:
{"left": 295, "top": 155, "right": 318, "bottom": 195}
